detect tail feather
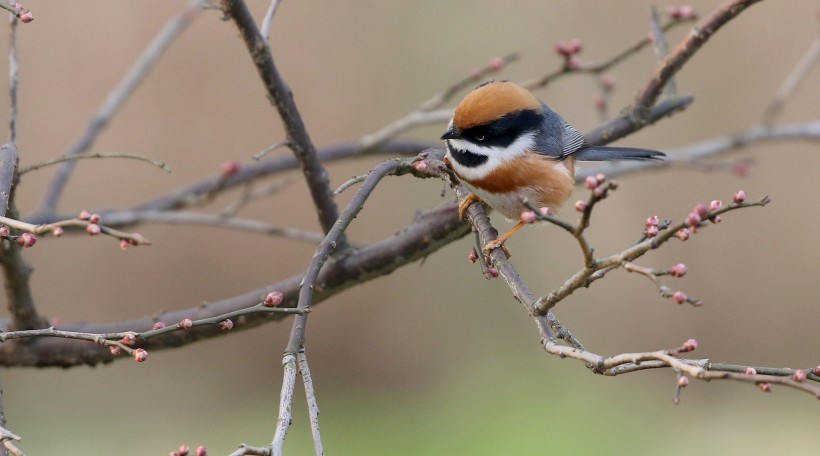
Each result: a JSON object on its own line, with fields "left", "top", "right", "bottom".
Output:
{"left": 574, "top": 146, "right": 665, "bottom": 162}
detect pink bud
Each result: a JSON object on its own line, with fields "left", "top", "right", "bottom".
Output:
{"left": 734, "top": 161, "right": 749, "bottom": 177}
{"left": 595, "top": 173, "right": 606, "bottom": 185}
{"left": 52, "top": 226, "right": 64, "bottom": 237}
{"left": 792, "top": 370, "right": 807, "bottom": 382}
{"left": 264, "top": 291, "right": 284, "bottom": 307}
{"left": 554, "top": 41, "right": 572, "bottom": 56}
{"left": 678, "top": 5, "right": 696, "bottom": 19}
{"left": 592, "top": 186, "right": 607, "bottom": 198}
{"left": 565, "top": 56, "right": 581, "bottom": 71}
{"left": 574, "top": 200, "right": 588, "bottom": 212}
{"left": 78, "top": 210, "right": 91, "bottom": 220}
{"left": 520, "top": 210, "right": 537, "bottom": 224}
{"left": 672, "top": 291, "right": 688, "bottom": 305}
{"left": 539, "top": 207, "right": 554, "bottom": 216}
{"left": 153, "top": 322, "right": 166, "bottom": 330}
{"left": 600, "top": 74, "right": 616, "bottom": 90}
{"left": 645, "top": 215, "right": 659, "bottom": 227}
{"left": 645, "top": 225, "right": 659, "bottom": 238}
{"left": 180, "top": 318, "right": 194, "bottom": 329}
{"left": 19, "top": 11, "right": 33, "bottom": 23}
{"left": 593, "top": 94, "right": 607, "bottom": 111}
{"left": 681, "top": 338, "right": 698, "bottom": 352}
{"left": 120, "top": 239, "right": 130, "bottom": 251}
{"left": 133, "top": 348, "right": 149, "bottom": 362}
{"left": 468, "top": 249, "right": 478, "bottom": 264}
{"left": 121, "top": 333, "right": 136, "bottom": 346}
{"left": 488, "top": 56, "right": 505, "bottom": 71}
{"left": 109, "top": 345, "right": 122, "bottom": 356}
{"left": 693, "top": 204, "right": 708, "bottom": 219}
{"left": 744, "top": 367, "right": 757, "bottom": 375}
{"left": 675, "top": 228, "right": 691, "bottom": 241}
{"left": 584, "top": 175, "right": 598, "bottom": 190}
{"left": 196, "top": 447, "right": 207, "bottom": 456}
{"left": 671, "top": 263, "right": 688, "bottom": 278}
{"left": 89, "top": 213, "right": 101, "bottom": 224}
{"left": 0, "top": 226, "right": 8, "bottom": 237}
{"left": 733, "top": 190, "right": 746, "bottom": 204}
{"left": 709, "top": 200, "right": 723, "bottom": 211}
{"left": 666, "top": 6, "right": 682, "bottom": 19}
{"left": 487, "top": 267, "right": 499, "bottom": 278}
{"left": 568, "top": 38, "right": 583, "bottom": 54}
{"left": 218, "top": 319, "right": 234, "bottom": 331}
{"left": 16, "top": 232, "right": 37, "bottom": 247}
{"left": 179, "top": 445, "right": 190, "bottom": 456}
{"left": 677, "top": 376, "right": 689, "bottom": 387}
{"left": 220, "top": 160, "right": 241, "bottom": 178}
{"left": 86, "top": 223, "right": 101, "bottom": 236}
{"left": 814, "top": 366, "right": 820, "bottom": 376}
{"left": 758, "top": 383, "right": 771, "bottom": 393}
{"left": 686, "top": 212, "right": 701, "bottom": 228}
{"left": 413, "top": 160, "right": 428, "bottom": 173}
{"left": 712, "top": 216, "right": 722, "bottom": 224}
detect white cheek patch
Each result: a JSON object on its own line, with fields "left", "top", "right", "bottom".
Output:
{"left": 446, "top": 133, "right": 535, "bottom": 181}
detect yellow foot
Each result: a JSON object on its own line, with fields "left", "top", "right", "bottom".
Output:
{"left": 458, "top": 193, "right": 483, "bottom": 221}
{"left": 482, "top": 238, "right": 512, "bottom": 259}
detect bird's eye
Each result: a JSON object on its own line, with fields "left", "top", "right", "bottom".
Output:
{"left": 474, "top": 134, "right": 485, "bottom": 141}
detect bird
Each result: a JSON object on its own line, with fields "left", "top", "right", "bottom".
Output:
{"left": 441, "top": 80, "right": 664, "bottom": 258}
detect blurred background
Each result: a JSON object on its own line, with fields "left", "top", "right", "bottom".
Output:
{"left": 1, "top": 0, "right": 818, "bottom": 454}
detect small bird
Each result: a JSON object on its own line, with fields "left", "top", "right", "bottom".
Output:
{"left": 441, "top": 80, "right": 664, "bottom": 257}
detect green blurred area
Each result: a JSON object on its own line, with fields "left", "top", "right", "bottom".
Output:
{"left": 2, "top": 0, "right": 820, "bottom": 454}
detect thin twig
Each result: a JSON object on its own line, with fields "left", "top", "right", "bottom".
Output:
{"left": 761, "top": 35, "right": 820, "bottom": 124}
{"left": 632, "top": 0, "right": 763, "bottom": 121}
{"left": 18, "top": 152, "right": 171, "bottom": 175}
{"left": 37, "top": 0, "right": 205, "bottom": 215}
{"left": 298, "top": 350, "right": 323, "bottom": 456}
{"left": 648, "top": 5, "right": 677, "bottom": 98}
{"left": 222, "top": 0, "right": 346, "bottom": 249}
{"left": 271, "top": 353, "right": 297, "bottom": 456}
{"left": 7, "top": 13, "right": 18, "bottom": 144}
{"left": 259, "top": 0, "right": 282, "bottom": 42}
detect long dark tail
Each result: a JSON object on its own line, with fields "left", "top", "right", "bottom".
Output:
{"left": 574, "top": 146, "right": 665, "bottom": 162}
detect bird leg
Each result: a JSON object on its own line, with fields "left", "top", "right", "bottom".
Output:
{"left": 458, "top": 193, "right": 484, "bottom": 221}
{"left": 482, "top": 221, "right": 526, "bottom": 259}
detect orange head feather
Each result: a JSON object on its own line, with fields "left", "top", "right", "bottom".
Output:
{"left": 451, "top": 81, "right": 541, "bottom": 130}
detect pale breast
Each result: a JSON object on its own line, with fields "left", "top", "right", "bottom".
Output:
{"left": 458, "top": 154, "right": 576, "bottom": 220}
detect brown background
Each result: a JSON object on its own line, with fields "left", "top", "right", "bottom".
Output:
{"left": 1, "top": 1, "right": 819, "bottom": 454}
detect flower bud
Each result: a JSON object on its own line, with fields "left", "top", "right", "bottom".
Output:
{"left": 677, "top": 376, "right": 689, "bottom": 387}
{"left": 670, "top": 263, "right": 688, "bottom": 278}
{"left": 645, "top": 225, "right": 659, "bottom": 238}
{"left": 264, "top": 291, "right": 284, "bottom": 307}
{"left": 180, "top": 318, "right": 194, "bottom": 329}
{"left": 520, "top": 210, "right": 537, "bottom": 224}
{"left": 133, "top": 348, "right": 149, "bottom": 362}
{"left": 218, "top": 319, "right": 234, "bottom": 331}
{"left": 86, "top": 224, "right": 101, "bottom": 236}
{"left": 672, "top": 291, "right": 688, "bottom": 305}
{"left": 732, "top": 190, "right": 746, "bottom": 204}
{"left": 574, "top": 200, "right": 588, "bottom": 212}
{"left": 675, "top": 228, "right": 691, "bottom": 241}
{"left": 792, "top": 370, "right": 807, "bottom": 382}
{"left": 758, "top": 383, "right": 771, "bottom": 393}
{"left": 744, "top": 367, "right": 757, "bottom": 375}
{"left": 681, "top": 338, "right": 698, "bottom": 352}
{"left": 153, "top": 322, "right": 166, "bottom": 330}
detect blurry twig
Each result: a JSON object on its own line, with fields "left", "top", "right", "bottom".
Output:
{"left": 19, "top": 152, "right": 172, "bottom": 175}
{"left": 37, "top": 0, "right": 206, "bottom": 215}
{"left": 762, "top": 35, "right": 820, "bottom": 124}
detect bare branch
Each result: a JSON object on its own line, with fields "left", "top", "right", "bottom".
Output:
{"left": 221, "top": 0, "right": 346, "bottom": 249}
{"left": 37, "top": 0, "right": 206, "bottom": 214}
{"left": 632, "top": 0, "right": 763, "bottom": 121}
{"left": 18, "top": 152, "right": 171, "bottom": 175}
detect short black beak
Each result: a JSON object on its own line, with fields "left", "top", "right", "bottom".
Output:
{"left": 440, "top": 125, "right": 461, "bottom": 140}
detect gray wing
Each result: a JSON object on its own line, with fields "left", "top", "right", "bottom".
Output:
{"left": 533, "top": 103, "right": 587, "bottom": 159}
